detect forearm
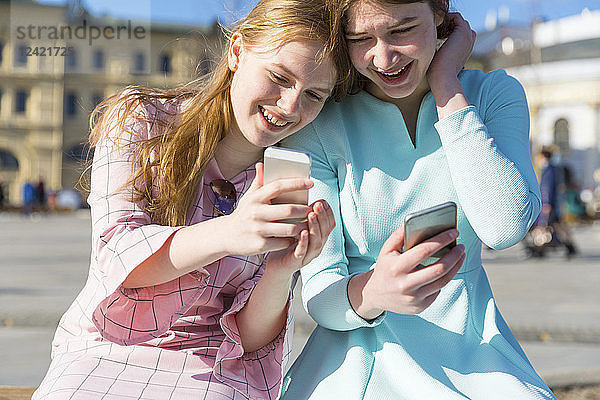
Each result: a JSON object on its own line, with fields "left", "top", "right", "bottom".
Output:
{"left": 235, "top": 267, "right": 291, "bottom": 353}
{"left": 122, "top": 216, "right": 232, "bottom": 288}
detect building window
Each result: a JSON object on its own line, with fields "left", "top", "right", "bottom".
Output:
{"left": 15, "top": 44, "right": 28, "bottom": 67}
{"left": 93, "top": 49, "right": 105, "bottom": 70}
{"left": 15, "top": 90, "right": 28, "bottom": 114}
{"left": 159, "top": 53, "right": 171, "bottom": 75}
{"left": 66, "top": 47, "right": 77, "bottom": 70}
{"left": 0, "top": 149, "right": 19, "bottom": 170}
{"left": 134, "top": 52, "right": 145, "bottom": 73}
{"left": 0, "top": 42, "right": 4, "bottom": 65}
{"left": 553, "top": 118, "right": 570, "bottom": 156}
{"left": 66, "top": 93, "right": 77, "bottom": 116}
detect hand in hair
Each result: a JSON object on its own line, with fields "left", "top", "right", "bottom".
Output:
{"left": 426, "top": 12, "right": 476, "bottom": 120}
{"left": 427, "top": 12, "right": 476, "bottom": 88}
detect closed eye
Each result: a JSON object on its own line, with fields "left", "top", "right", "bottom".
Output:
{"left": 347, "top": 36, "right": 368, "bottom": 44}
{"left": 306, "top": 91, "right": 324, "bottom": 102}
{"left": 270, "top": 72, "right": 289, "bottom": 85}
{"left": 391, "top": 25, "right": 416, "bottom": 35}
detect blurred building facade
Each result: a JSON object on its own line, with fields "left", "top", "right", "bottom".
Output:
{"left": 0, "top": 0, "right": 221, "bottom": 205}
{"left": 469, "top": 8, "right": 600, "bottom": 190}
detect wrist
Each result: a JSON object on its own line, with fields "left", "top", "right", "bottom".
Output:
{"left": 430, "top": 78, "right": 470, "bottom": 120}
{"left": 216, "top": 214, "right": 236, "bottom": 255}
{"left": 348, "top": 271, "right": 383, "bottom": 321}
{"left": 429, "top": 75, "right": 462, "bottom": 102}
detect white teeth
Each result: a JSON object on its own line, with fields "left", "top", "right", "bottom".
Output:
{"left": 380, "top": 64, "right": 408, "bottom": 77}
{"left": 261, "top": 107, "right": 288, "bottom": 127}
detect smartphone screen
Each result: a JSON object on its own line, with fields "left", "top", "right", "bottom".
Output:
{"left": 404, "top": 201, "right": 457, "bottom": 268}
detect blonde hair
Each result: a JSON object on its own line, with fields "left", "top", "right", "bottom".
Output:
{"left": 88, "top": 0, "right": 351, "bottom": 227}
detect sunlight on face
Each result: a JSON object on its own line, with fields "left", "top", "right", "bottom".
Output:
{"left": 228, "top": 39, "right": 336, "bottom": 149}
{"left": 346, "top": 0, "right": 440, "bottom": 101}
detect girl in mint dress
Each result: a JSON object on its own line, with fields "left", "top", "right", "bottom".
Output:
{"left": 280, "top": 0, "right": 555, "bottom": 398}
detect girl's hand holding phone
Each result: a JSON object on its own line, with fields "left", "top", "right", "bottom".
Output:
{"left": 349, "top": 225, "right": 466, "bottom": 320}
{"left": 224, "top": 162, "right": 313, "bottom": 257}
{"left": 266, "top": 198, "right": 335, "bottom": 276}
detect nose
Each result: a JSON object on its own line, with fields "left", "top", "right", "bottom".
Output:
{"left": 368, "top": 39, "right": 398, "bottom": 71}
{"left": 276, "top": 88, "right": 301, "bottom": 117}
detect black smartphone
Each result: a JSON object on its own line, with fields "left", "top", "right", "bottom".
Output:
{"left": 404, "top": 201, "right": 457, "bottom": 268}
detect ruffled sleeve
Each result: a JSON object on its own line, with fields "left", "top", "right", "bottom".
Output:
{"left": 213, "top": 263, "right": 294, "bottom": 400}
{"left": 87, "top": 91, "right": 210, "bottom": 344}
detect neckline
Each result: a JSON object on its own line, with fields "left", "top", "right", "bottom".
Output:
{"left": 356, "top": 90, "right": 434, "bottom": 149}
{"left": 208, "top": 157, "right": 255, "bottom": 187}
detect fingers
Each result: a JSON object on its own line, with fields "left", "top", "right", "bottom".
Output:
{"left": 402, "top": 229, "right": 459, "bottom": 269}
{"left": 258, "top": 204, "right": 312, "bottom": 221}
{"left": 258, "top": 178, "right": 314, "bottom": 203}
{"left": 310, "top": 200, "right": 335, "bottom": 235}
{"left": 449, "top": 12, "right": 476, "bottom": 44}
{"left": 304, "top": 209, "right": 323, "bottom": 257}
{"left": 248, "top": 162, "right": 264, "bottom": 193}
{"left": 263, "top": 237, "right": 296, "bottom": 253}
{"left": 259, "top": 221, "right": 309, "bottom": 238}
{"left": 405, "top": 244, "right": 465, "bottom": 292}
{"left": 293, "top": 230, "right": 310, "bottom": 259}
{"left": 380, "top": 224, "right": 406, "bottom": 255}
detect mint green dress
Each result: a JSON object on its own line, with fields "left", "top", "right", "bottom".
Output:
{"left": 280, "top": 70, "right": 555, "bottom": 399}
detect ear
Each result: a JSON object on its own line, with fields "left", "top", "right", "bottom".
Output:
{"left": 434, "top": 12, "right": 444, "bottom": 28}
{"left": 228, "top": 32, "right": 243, "bottom": 72}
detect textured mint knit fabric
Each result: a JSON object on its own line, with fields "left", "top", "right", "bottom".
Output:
{"left": 279, "top": 69, "right": 555, "bottom": 399}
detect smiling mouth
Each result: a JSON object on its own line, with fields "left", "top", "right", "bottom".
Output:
{"left": 259, "top": 106, "right": 290, "bottom": 128}
{"left": 375, "top": 62, "right": 413, "bottom": 83}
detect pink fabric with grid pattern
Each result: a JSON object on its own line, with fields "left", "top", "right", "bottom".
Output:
{"left": 32, "top": 94, "right": 293, "bottom": 400}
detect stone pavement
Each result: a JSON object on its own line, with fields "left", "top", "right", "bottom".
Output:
{"left": 1, "top": 211, "right": 600, "bottom": 389}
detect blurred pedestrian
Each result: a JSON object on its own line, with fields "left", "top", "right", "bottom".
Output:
{"left": 0, "top": 180, "right": 5, "bottom": 209}
{"left": 22, "top": 181, "right": 35, "bottom": 216}
{"left": 562, "top": 165, "right": 586, "bottom": 223}
{"left": 534, "top": 145, "right": 578, "bottom": 257}
{"left": 36, "top": 176, "right": 46, "bottom": 210}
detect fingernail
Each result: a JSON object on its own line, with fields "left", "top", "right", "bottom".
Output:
{"left": 449, "top": 229, "right": 459, "bottom": 239}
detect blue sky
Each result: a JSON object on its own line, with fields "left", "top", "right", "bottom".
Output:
{"left": 37, "top": 0, "right": 598, "bottom": 32}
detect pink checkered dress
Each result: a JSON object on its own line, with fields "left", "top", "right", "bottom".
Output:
{"left": 33, "top": 95, "right": 294, "bottom": 400}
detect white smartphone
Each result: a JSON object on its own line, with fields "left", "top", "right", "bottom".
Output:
{"left": 404, "top": 201, "right": 457, "bottom": 268}
{"left": 263, "top": 146, "right": 311, "bottom": 206}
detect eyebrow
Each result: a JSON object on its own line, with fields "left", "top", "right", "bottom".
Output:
{"left": 272, "top": 63, "right": 333, "bottom": 95}
{"left": 345, "top": 16, "right": 419, "bottom": 36}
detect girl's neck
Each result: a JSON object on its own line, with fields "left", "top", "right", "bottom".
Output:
{"left": 366, "top": 77, "right": 430, "bottom": 117}
{"left": 213, "top": 129, "right": 263, "bottom": 181}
